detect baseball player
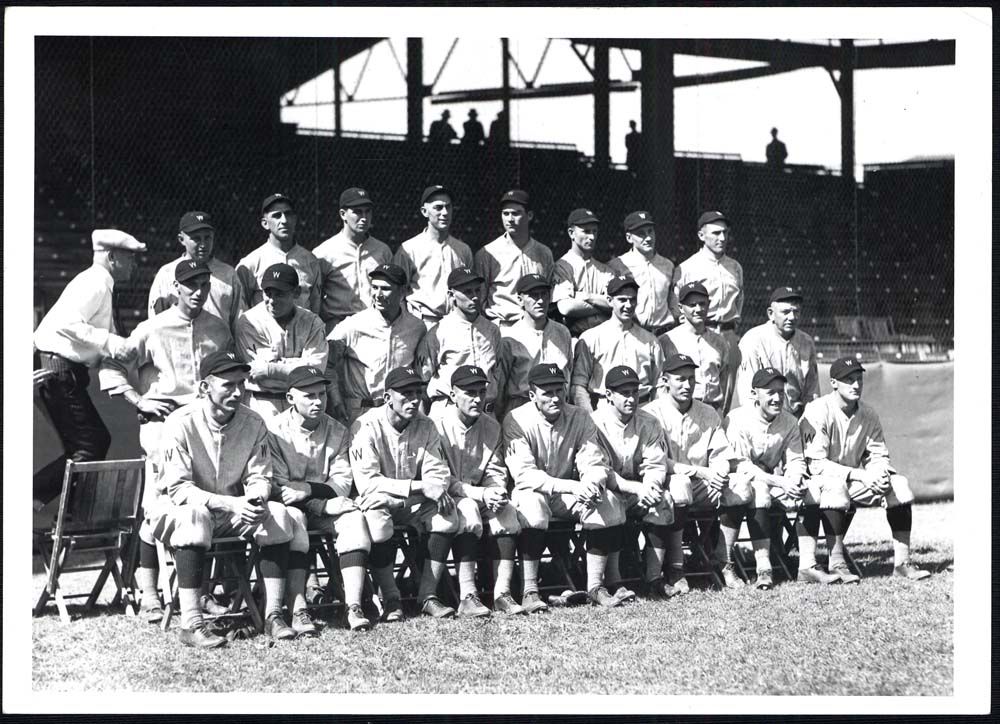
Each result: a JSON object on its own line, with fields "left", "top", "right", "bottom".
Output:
{"left": 267, "top": 365, "right": 379, "bottom": 632}
{"left": 415, "top": 267, "right": 505, "bottom": 417}
{"left": 236, "top": 193, "right": 322, "bottom": 315}
{"left": 800, "top": 357, "right": 931, "bottom": 582}
{"left": 675, "top": 210, "right": 744, "bottom": 412}
{"left": 326, "top": 263, "right": 426, "bottom": 426}
{"left": 234, "top": 263, "right": 327, "bottom": 420}
{"left": 393, "top": 185, "right": 474, "bottom": 328}
{"left": 348, "top": 366, "right": 462, "bottom": 619}
{"left": 643, "top": 354, "right": 750, "bottom": 591}
{"left": 313, "top": 187, "right": 393, "bottom": 334}
{"left": 737, "top": 286, "right": 818, "bottom": 416}
{"left": 99, "top": 260, "right": 234, "bottom": 621}
{"left": 608, "top": 211, "right": 678, "bottom": 336}
{"left": 552, "top": 208, "right": 614, "bottom": 336}
{"left": 150, "top": 351, "right": 300, "bottom": 647}
{"left": 147, "top": 211, "right": 247, "bottom": 333}
{"left": 724, "top": 367, "right": 846, "bottom": 588}
{"left": 432, "top": 365, "right": 524, "bottom": 617}
{"left": 571, "top": 274, "right": 665, "bottom": 412}
{"left": 658, "top": 281, "right": 731, "bottom": 411}
{"left": 474, "top": 189, "right": 555, "bottom": 328}
{"left": 33, "top": 229, "right": 144, "bottom": 508}
{"left": 496, "top": 274, "right": 573, "bottom": 419}
{"left": 504, "top": 363, "right": 627, "bottom": 610}
{"left": 591, "top": 365, "right": 676, "bottom": 600}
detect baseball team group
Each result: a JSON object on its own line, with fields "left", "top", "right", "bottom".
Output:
{"left": 32, "top": 184, "right": 933, "bottom": 649}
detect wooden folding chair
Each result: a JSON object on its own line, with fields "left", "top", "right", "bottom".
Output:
{"left": 731, "top": 508, "right": 797, "bottom": 583}
{"left": 536, "top": 520, "right": 587, "bottom": 597}
{"left": 681, "top": 509, "right": 725, "bottom": 590}
{"left": 779, "top": 507, "right": 864, "bottom": 579}
{"left": 33, "top": 458, "right": 145, "bottom": 623}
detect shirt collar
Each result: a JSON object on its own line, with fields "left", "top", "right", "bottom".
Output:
{"left": 91, "top": 263, "right": 115, "bottom": 290}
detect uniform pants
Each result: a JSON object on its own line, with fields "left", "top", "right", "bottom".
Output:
{"left": 512, "top": 487, "right": 627, "bottom": 530}
{"left": 454, "top": 496, "right": 522, "bottom": 538}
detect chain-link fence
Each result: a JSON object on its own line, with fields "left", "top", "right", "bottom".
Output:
{"left": 35, "top": 37, "right": 953, "bottom": 354}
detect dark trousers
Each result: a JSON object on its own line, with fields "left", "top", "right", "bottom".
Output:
{"left": 34, "top": 354, "right": 111, "bottom": 504}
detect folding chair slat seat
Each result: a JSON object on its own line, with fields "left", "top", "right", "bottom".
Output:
{"left": 682, "top": 509, "right": 725, "bottom": 590}
{"left": 33, "top": 458, "right": 145, "bottom": 623}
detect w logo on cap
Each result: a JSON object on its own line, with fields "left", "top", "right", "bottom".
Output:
{"left": 405, "top": 367, "right": 415, "bottom": 375}
{"left": 196, "top": 214, "right": 204, "bottom": 221}
{"left": 638, "top": 212, "right": 646, "bottom": 219}
{"left": 226, "top": 353, "right": 236, "bottom": 360}
{"left": 549, "top": 367, "right": 559, "bottom": 375}
{"left": 272, "top": 271, "right": 281, "bottom": 279}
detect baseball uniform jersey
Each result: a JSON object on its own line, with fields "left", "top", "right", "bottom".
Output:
{"left": 431, "top": 404, "right": 508, "bottom": 497}
{"left": 267, "top": 408, "right": 353, "bottom": 508}
{"left": 572, "top": 319, "right": 665, "bottom": 402}
{"left": 474, "top": 233, "right": 555, "bottom": 326}
{"left": 313, "top": 231, "right": 393, "bottom": 331}
{"left": 608, "top": 250, "right": 678, "bottom": 332}
{"left": 498, "top": 317, "right": 573, "bottom": 404}
{"left": 147, "top": 256, "right": 247, "bottom": 332}
{"left": 799, "top": 394, "right": 893, "bottom": 478}
{"left": 415, "top": 312, "right": 505, "bottom": 405}
{"left": 591, "top": 405, "right": 668, "bottom": 490}
{"left": 642, "top": 397, "right": 731, "bottom": 474}
{"left": 236, "top": 242, "right": 323, "bottom": 315}
{"left": 234, "top": 302, "right": 328, "bottom": 397}
{"left": 674, "top": 247, "right": 744, "bottom": 326}
{"left": 393, "top": 231, "right": 474, "bottom": 322}
{"left": 723, "top": 405, "right": 806, "bottom": 481}
{"left": 659, "top": 323, "right": 731, "bottom": 409}
{"left": 737, "top": 323, "right": 819, "bottom": 414}
{"left": 552, "top": 250, "right": 614, "bottom": 334}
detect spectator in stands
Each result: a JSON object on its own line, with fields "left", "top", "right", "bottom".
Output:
{"left": 488, "top": 109, "right": 509, "bottom": 146}
{"left": 625, "top": 120, "right": 643, "bottom": 174}
{"left": 462, "top": 109, "right": 485, "bottom": 147}
{"left": 32, "top": 230, "right": 144, "bottom": 510}
{"left": 428, "top": 110, "right": 457, "bottom": 146}
{"left": 766, "top": 127, "right": 788, "bottom": 169}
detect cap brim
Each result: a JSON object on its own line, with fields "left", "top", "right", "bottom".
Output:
{"left": 291, "top": 378, "right": 332, "bottom": 389}
{"left": 517, "top": 283, "right": 551, "bottom": 294}
{"left": 180, "top": 222, "right": 214, "bottom": 233}
{"left": 261, "top": 282, "right": 297, "bottom": 292}
{"left": 453, "top": 377, "right": 489, "bottom": 388}
{"left": 176, "top": 271, "right": 213, "bottom": 283}
{"left": 205, "top": 361, "right": 251, "bottom": 377}
{"left": 664, "top": 364, "right": 698, "bottom": 374}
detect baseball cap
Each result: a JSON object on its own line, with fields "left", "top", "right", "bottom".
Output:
{"left": 697, "top": 210, "right": 729, "bottom": 228}
{"left": 678, "top": 281, "right": 710, "bottom": 304}
{"left": 528, "top": 363, "right": 566, "bottom": 387}
{"left": 604, "top": 365, "right": 640, "bottom": 390}
{"left": 286, "top": 365, "right": 331, "bottom": 390}
{"left": 830, "top": 357, "right": 866, "bottom": 381}
{"left": 606, "top": 274, "right": 640, "bottom": 296}
{"left": 385, "top": 366, "right": 425, "bottom": 391}
{"left": 199, "top": 350, "right": 250, "bottom": 380}
{"left": 451, "top": 365, "right": 489, "bottom": 388}
{"left": 421, "top": 185, "right": 451, "bottom": 204}
{"left": 261, "top": 193, "right": 294, "bottom": 215}
{"left": 368, "top": 263, "right": 407, "bottom": 287}
{"left": 339, "top": 187, "right": 373, "bottom": 208}
{"left": 179, "top": 211, "right": 214, "bottom": 234}
{"left": 514, "top": 273, "right": 552, "bottom": 294}
{"left": 447, "top": 266, "right": 484, "bottom": 289}
{"left": 92, "top": 229, "right": 147, "bottom": 253}
{"left": 500, "top": 189, "right": 530, "bottom": 208}
{"left": 769, "top": 286, "right": 803, "bottom": 304}
{"left": 662, "top": 353, "right": 698, "bottom": 374}
{"left": 751, "top": 367, "right": 787, "bottom": 388}
{"left": 260, "top": 263, "right": 299, "bottom": 292}
{"left": 174, "top": 259, "right": 212, "bottom": 284}
{"left": 623, "top": 210, "right": 655, "bottom": 232}
{"left": 567, "top": 208, "right": 600, "bottom": 226}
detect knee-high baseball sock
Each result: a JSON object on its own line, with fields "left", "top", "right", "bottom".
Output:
{"left": 644, "top": 525, "right": 669, "bottom": 582}
{"left": 585, "top": 528, "right": 615, "bottom": 591}
{"left": 667, "top": 506, "right": 688, "bottom": 572}
{"left": 258, "top": 543, "right": 289, "bottom": 617}
{"left": 136, "top": 539, "right": 160, "bottom": 605}
{"left": 452, "top": 533, "right": 479, "bottom": 599}
{"left": 491, "top": 535, "right": 518, "bottom": 597}
{"left": 285, "top": 551, "right": 309, "bottom": 613}
{"left": 338, "top": 550, "right": 368, "bottom": 608}
{"left": 747, "top": 507, "right": 772, "bottom": 571}
{"left": 518, "top": 529, "right": 546, "bottom": 594}
{"left": 418, "top": 532, "right": 452, "bottom": 602}
{"left": 821, "top": 508, "right": 849, "bottom": 570}
{"left": 796, "top": 506, "right": 821, "bottom": 569}
{"left": 602, "top": 526, "right": 625, "bottom": 587}
{"left": 886, "top": 504, "right": 913, "bottom": 566}
{"left": 368, "top": 540, "right": 399, "bottom": 603}
{"left": 174, "top": 546, "right": 206, "bottom": 630}
{"left": 717, "top": 508, "right": 744, "bottom": 565}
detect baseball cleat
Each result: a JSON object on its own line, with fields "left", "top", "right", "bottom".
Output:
{"left": 754, "top": 569, "right": 774, "bottom": 590}
{"left": 612, "top": 586, "right": 638, "bottom": 603}
{"left": 380, "top": 598, "right": 404, "bottom": 623}
{"left": 720, "top": 563, "right": 746, "bottom": 589}
{"left": 548, "top": 589, "right": 589, "bottom": 607}
{"left": 264, "top": 612, "right": 297, "bottom": 641}
{"left": 420, "top": 596, "right": 456, "bottom": 619}
{"left": 178, "top": 624, "right": 227, "bottom": 649}
{"left": 830, "top": 565, "right": 861, "bottom": 585}
{"left": 346, "top": 604, "right": 372, "bottom": 631}
{"left": 140, "top": 601, "right": 164, "bottom": 624}
{"left": 493, "top": 592, "right": 526, "bottom": 615}
{"left": 457, "top": 594, "right": 492, "bottom": 618}
{"left": 666, "top": 568, "right": 691, "bottom": 594}
{"left": 291, "top": 609, "right": 320, "bottom": 637}
{"left": 646, "top": 577, "right": 679, "bottom": 600}
{"left": 200, "top": 594, "right": 230, "bottom": 616}
{"left": 520, "top": 591, "right": 550, "bottom": 614}
{"left": 797, "top": 564, "right": 841, "bottom": 585}
{"left": 893, "top": 562, "right": 931, "bottom": 581}
{"left": 588, "top": 586, "right": 623, "bottom": 608}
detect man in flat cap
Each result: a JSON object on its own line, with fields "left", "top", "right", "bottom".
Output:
{"left": 234, "top": 262, "right": 327, "bottom": 420}
{"left": 33, "top": 229, "right": 145, "bottom": 508}
{"left": 552, "top": 207, "right": 614, "bottom": 336}
{"left": 237, "top": 193, "right": 322, "bottom": 316}
{"left": 147, "top": 211, "right": 247, "bottom": 334}
{"left": 496, "top": 273, "right": 573, "bottom": 420}
{"left": 394, "top": 185, "right": 474, "bottom": 329}
{"left": 609, "top": 211, "right": 679, "bottom": 337}
{"left": 313, "top": 187, "right": 393, "bottom": 334}
{"left": 659, "top": 281, "right": 732, "bottom": 412}
{"left": 737, "top": 286, "right": 818, "bottom": 417}
{"left": 474, "top": 189, "right": 555, "bottom": 328}
{"left": 571, "top": 273, "right": 665, "bottom": 412}
{"left": 326, "top": 263, "right": 426, "bottom": 427}
{"left": 675, "top": 210, "right": 744, "bottom": 412}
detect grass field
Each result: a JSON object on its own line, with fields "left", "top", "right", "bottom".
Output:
{"left": 30, "top": 502, "right": 953, "bottom": 695}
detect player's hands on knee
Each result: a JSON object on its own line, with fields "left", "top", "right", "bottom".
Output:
{"left": 483, "top": 487, "right": 508, "bottom": 512}
{"left": 356, "top": 492, "right": 402, "bottom": 512}
{"left": 111, "top": 340, "right": 139, "bottom": 364}
{"left": 236, "top": 496, "right": 269, "bottom": 527}
{"left": 279, "top": 483, "right": 310, "bottom": 506}
{"left": 437, "top": 492, "right": 456, "bottom": 514}
{"left": 136, "top": 397, "right": 177, "bottom": 420}
{"left": 323, "top": 497, "right": 358, "bottom": 516}
{"left": 639, "top": 484, "right": 662, "bottom": 509}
